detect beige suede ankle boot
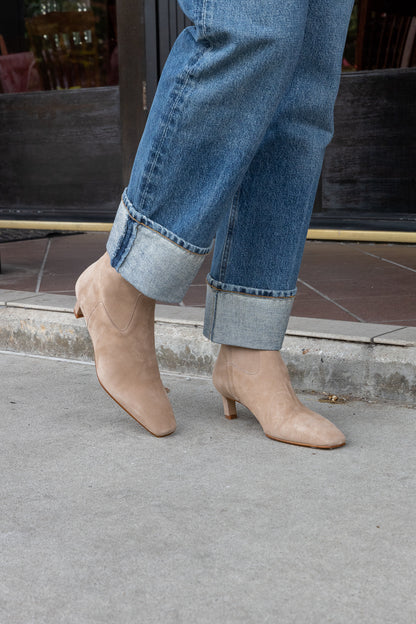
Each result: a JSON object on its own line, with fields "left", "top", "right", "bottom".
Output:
{"left": 74, "top": 253, "right": 176, "bottom": 437}
{"left": 213, "top": 345, "right": 345, "bottom": 449}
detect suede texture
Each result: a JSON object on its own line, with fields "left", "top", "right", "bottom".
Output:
{"left": 75, "top": 253, "right": 176, "bottom": 437}
{"left": 213, "top": 345, "right": 345, "bottom": 449}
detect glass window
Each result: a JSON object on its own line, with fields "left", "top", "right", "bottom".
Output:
{"left": 0, "top": 0, "right": 118, "bottom": 93}
{"left": 343, "top": 0, "right": 416, "bottom": 72}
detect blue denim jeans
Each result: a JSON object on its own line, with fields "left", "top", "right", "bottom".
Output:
{"left": 107, "top": 0, "right": 354, "bottom": 349}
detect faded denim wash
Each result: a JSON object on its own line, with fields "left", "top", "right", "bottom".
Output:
{"left": 107, "top": 0, "right": 354, "bottom": 349}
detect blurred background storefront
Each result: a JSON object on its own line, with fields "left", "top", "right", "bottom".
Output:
{"left": 0, "top": 0, "right": 415, "bottom": 236}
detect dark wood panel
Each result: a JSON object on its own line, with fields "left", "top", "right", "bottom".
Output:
{"left": 312, "top": 68, "right": 416, "bottom": 229}
{"left": 0, "top": 86, "right": 122, "bottom": 221}
{"left": 144, "top": 0, "right": 159, "bottom": 109}
{"left": 116, "top": 0, "right": 147, "bottom": 185}
{"left": 158, "top": 0, "right": 172, "bottom": 81}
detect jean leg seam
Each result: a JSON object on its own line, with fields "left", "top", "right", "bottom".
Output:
{"left": 201, "top": 0, "right": 213, "bottom": 40}
{"left": 288, "top": 164, "right": 322, "bottom": 287}
{"left": 112, "top": 211, "right": 136, "bottom": 269}
{"left": 209, "top": 289, "right": 218, "bottom": 341}
{"left": 218, "top": 187, "right": 240, "bottom": 283}
{"left": 201, "top": 0, "right": 207, "bottom": 38}
{"left": 137, "top": 41, "right": 213, "bottom": 216}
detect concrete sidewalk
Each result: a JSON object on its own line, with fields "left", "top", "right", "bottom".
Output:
{"left": 1, "top": 351, "right": 415, "bottom": 623}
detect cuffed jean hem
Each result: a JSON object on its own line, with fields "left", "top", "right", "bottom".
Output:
{"left": 203, "top": 277, "right": 295, "bottom": 350}
{"left": 106, "top": 191, "right": 212, "bottom": 303}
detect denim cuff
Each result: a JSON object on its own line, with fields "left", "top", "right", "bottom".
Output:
{"left": 203, "top": 277, "right": 295, "bottom": 350}
{"left": 106, "top": 193, "right": 211, "bottom": 303}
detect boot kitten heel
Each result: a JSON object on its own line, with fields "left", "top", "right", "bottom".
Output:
{"left": 73, "top": 301, "right": 84, "bottom": 319}
{"left": 222, "top": 396, "right": 238, "bottom": 420}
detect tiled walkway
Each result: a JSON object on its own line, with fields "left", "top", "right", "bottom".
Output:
{"left": 0, "top": 232, "right": 415, "bottom": 326}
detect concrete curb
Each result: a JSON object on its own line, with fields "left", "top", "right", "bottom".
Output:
{"left": 1, "top": 290, "right": 415, "bottom": 404}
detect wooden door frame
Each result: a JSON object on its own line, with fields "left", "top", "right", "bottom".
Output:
{"left": 116, "top": 0, "right": 148, "bottom": 186}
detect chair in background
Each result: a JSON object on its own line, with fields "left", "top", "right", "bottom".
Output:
{"left": 0, "top": 34, "right": 42, "bottom": 93}
{"left": 26, "top": 11, "right": 101, "bottom": 90}
{"left": 355, "top": 0, "right": 416, "bottom": 69}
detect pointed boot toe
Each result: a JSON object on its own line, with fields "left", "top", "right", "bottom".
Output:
{"left": 74, "top": 253, "right": 176, "bottom": 437}
{"left": 213, "top": 345, "right": 345, "bottom": 450}
{"left": 265, "top": 406, "right": 346, "bottom": 449}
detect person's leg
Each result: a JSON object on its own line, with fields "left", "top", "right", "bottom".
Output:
{"left": 77, "top": 0, "right": 312, "bottom": 438}
{"left": 106, "top": 0, "right": 311, "bottom": 302}
{"left": 209, "top": 0, "right": 354, "bottom": 448}
{"left": 76, "top": 0, "right": 353, "bottom": 447}
{"left": 205, "top": 0, "right": 355, "bottom": 349}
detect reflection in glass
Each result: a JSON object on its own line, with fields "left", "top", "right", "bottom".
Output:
{"left": 355, "top": 0, "right": 416, "bottom": 70}
{"left": 344, "top": 0, "right": 416, "bottom": 71}
{"left": 0, "top": 0, "right": 118, "bottom": 93}
{"left": 1, "top": 1, "right": 415, "bottom": 94}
